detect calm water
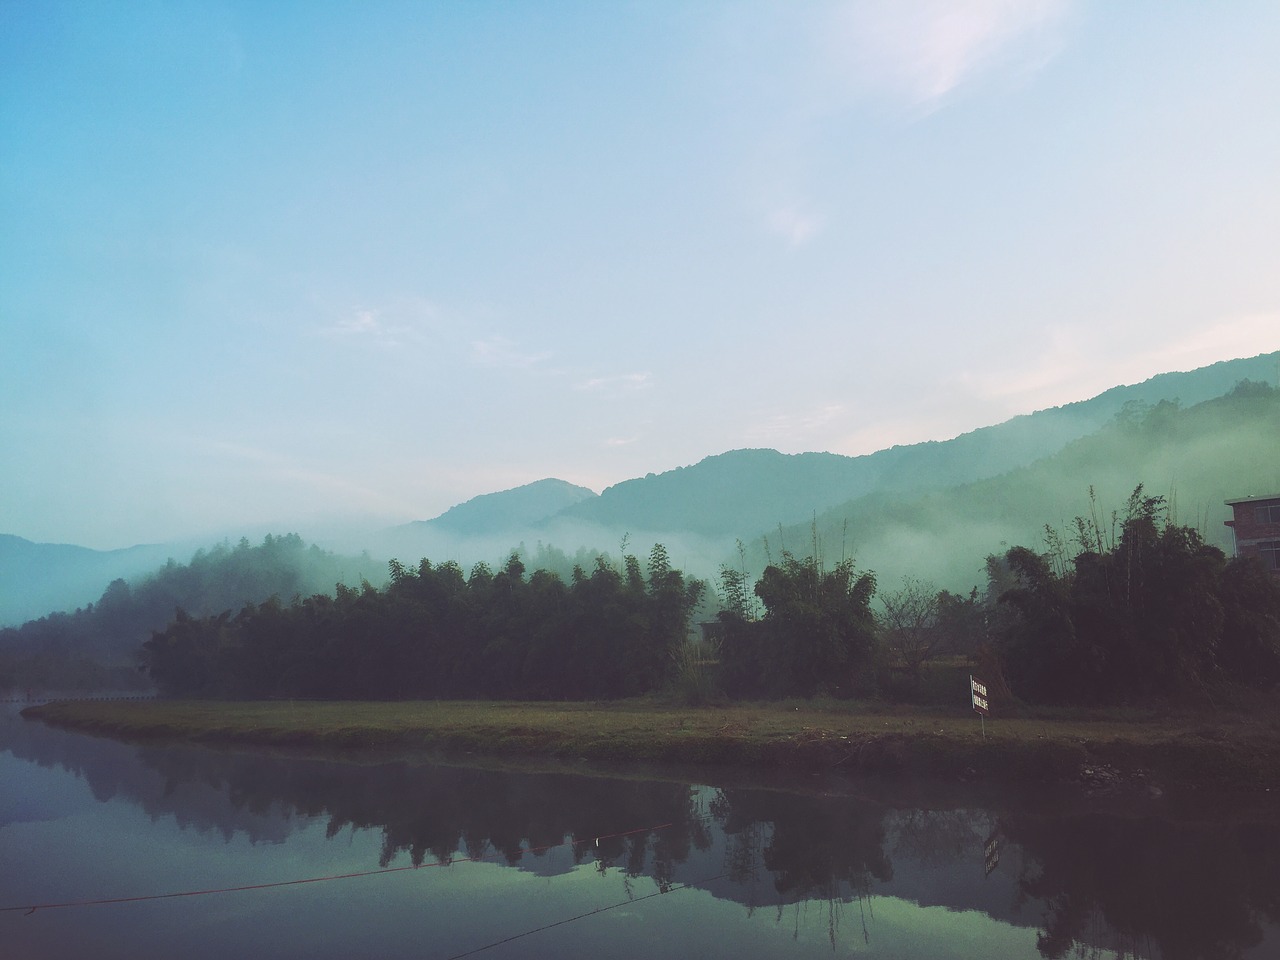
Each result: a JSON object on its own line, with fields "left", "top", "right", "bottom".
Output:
{"left": 2, "top": 703, "right": 1277, "bottom": 960}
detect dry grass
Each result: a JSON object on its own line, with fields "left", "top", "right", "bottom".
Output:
{"left": 24, "top": 697, "right": 1280, "bottom": 788}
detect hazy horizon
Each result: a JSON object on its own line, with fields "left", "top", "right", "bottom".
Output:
{"left": 4, "top": 2, "right": 1279, "bottom": 550}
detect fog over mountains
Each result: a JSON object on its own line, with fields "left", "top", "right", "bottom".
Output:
{"left": 360, "top": 350, "right": 1280, "bottom": 590}
{"left": 0, "top": 537, "right": 189, "bottom": 628}
{"left": 4, "top": 351, "right": 1278, "bottom": 628}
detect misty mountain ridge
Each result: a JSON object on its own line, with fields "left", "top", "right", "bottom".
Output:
{"left": 768, "top": 379, "right": 1280, "bottom": 595}
{"left": 545, "top": 352, "right": 1280, "bottom": 538}
{"left": 0, "top": 535, "right": 185, "bottom": 628}
{"left": 408, "top": 478, "right": 596, "bottom": 535}
{"left": 1, "top": 534, "right": 388, "bottom": 688}
{"left": 4, "top": 351, "right": 1277, "bottom": 626}
{"left": 366, "top": 351, "right": 1277, "bottom": 590}
{"left": 369, "top": 478, "right": 598, "bottom": 571}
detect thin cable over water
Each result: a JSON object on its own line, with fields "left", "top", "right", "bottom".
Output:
{"left": 1, "top": 822, "right": 675, "bottom": 915}
{"left": 444, "top": 873, "right": 729, "bottom": 960}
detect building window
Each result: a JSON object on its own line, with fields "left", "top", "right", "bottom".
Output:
{"left": 1261, "top": 541, "right": 1280, "bottom": 571}
{"left": 1254, "top": 504, "right": 1280, "bottom": 524}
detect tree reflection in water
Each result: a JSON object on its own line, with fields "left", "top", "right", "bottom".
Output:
{"left": 5, "top": 711, "right": 1280, "bottom": 959}
{"left": 1001, "top": 812, "right": 1280, "bottom": 960}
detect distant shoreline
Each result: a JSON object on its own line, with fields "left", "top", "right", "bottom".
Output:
{"left": 23, "top": 698, "right": 1280, "bottom": 793}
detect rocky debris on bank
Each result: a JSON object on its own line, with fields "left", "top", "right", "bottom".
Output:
{"left": 1078, "top": 762, "right": 1164, "bottom": 799}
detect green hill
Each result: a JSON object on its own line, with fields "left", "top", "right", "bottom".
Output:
{"left": 553, "top": 352, "right": 1279, "bottom": 540}
{"left": 0, "top": 534, "right": 385, "bottom": 691}
{"left": 761, "top": 381, "right": 1280, "bottom": 594}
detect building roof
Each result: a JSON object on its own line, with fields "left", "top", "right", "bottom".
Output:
{"left": 1225, "top": 493, "right": 1280, "bottom": 505}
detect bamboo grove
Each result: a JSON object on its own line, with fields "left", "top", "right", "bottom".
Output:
{"left": 141, "top": 545, "right": 706, "bottom": 700}
{"left": 138, "top": 489, "right": 1280, "bottom": 704}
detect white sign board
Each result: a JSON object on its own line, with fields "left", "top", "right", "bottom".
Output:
{"left": 970, "top": 675, "right": 990, "bottom": 716}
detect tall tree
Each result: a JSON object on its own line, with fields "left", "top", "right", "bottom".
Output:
{"left": 996, "top": 486, "right": 1280, "bottom": 703}
{"left": 721, "top": 553, "right": 878, "bottom": 699}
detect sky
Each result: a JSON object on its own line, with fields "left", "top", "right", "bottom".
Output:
{"left": 2, "top": 0, "right": 1279, "bottom": 550}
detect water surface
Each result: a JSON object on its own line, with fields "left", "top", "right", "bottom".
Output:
{"left": 2, "top": 703, "right": 1277, "bottom": 959}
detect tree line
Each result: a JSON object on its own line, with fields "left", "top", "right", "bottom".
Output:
{"left": 137, "top": 486, "right": 1280, "bottom": 706}
{"left": 0, "top": 534, "right": 384, "bottom": 691}
{"left": 141, "top": 545, "right": 706, "bottom": 700}
{"left": 995, "top": 486, "right": 1280, "bottom": 703}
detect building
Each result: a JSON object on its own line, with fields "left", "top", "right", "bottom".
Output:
{"left": 1224, "top": 494, "right": 1280, "bottom": 576}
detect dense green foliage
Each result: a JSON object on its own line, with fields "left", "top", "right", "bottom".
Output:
{"left": 9, "top": 375, "right": 1280, "bottom": 709}
{"left": 717, "top": 553, "right": 879, "bottom": 699}
{"left": 131, "top": 496, "right": 1280, "bottom": 706}
{"left": 141, "top": 545, "right": 707, "bottom": 700}
{"left": 0, "top": 535, "right": 382, "bottom": 691}
{"left": 770, "top": 379, "right": 1280, "bottom": 596}
{"left": 13, "top": 478, "right": 1280, "bottom": 710}
{"left": 995, "top": 487, "right": 1280, "bottom": 704}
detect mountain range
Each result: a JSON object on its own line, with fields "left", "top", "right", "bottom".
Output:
{"left": 0, "top": 536, "right": 186, "bottom": 628}
{"left": 3, "top": 350, "right": 1278, "bottom": 627}
{"left": 364, "top": 350, "right": 1280, "bottom": 588}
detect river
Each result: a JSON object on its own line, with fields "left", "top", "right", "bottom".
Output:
{"left": 2, "top": 701, "right": 1277, "bottom": 960}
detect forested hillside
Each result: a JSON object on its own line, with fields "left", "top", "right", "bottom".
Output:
{"left": 421, "top": 478, "right": 597, "bottom": 534}
{"left": 0, "top": 535, "right": 384, "bottom": 691}
{"left": 10, "top": 353, "right": 1275, "bottom": 632}
{"left": 764, "top": 380, "right": 1280, "bottom": 596}
{"left": 370, "top": 478, "right": 598, "bottom": 568}
{"left": 7, "top": 360, "right": 1277, "bottom": 696}
{"left": 0, "top": 536, "right": 180, "bottom": 627}
{"left": 141, "top": 546, "right": 705, "bottom": 701}
{"left": 361, "top": 353, "right": 1280, "bottom": 577}
{"left": 550, "top": 353, "right": 1280, "bottom": 538}
{"left": 138, "top": 502, "right": 1280, "bottom": 706}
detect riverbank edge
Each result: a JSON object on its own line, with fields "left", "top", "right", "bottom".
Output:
{"left": 22, "top": 698, "right": 1280, "bottom": 792}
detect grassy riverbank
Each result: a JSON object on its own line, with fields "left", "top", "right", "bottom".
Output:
{"left": 24, "top": 696, "right": 1280, "bottom": 791}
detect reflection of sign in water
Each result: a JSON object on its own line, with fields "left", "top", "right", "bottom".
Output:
{"left": 970, "top": 675, "right": 990, "bottom": 716}
{"left": 984, "top": 828, "right": 1000, "bottom": 876}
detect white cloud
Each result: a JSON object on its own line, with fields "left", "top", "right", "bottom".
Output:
{"left": 470, "top": 334, "right": 553, "bottom": 369}
{"left": 951, "top": 313, "right": 1280, "bottom": 420}
{"left": 959, "top": 323, "right": 1091, "bottom": 405}
{"left": 322, "top": 298, "right": 440, "bottom": 348}
{"left": 334, "top": 309, "right": 380, "bottom": 335}
{"left": 180, "top": 433, "right": 411, "bottom": 516}
{"left": 718, "top": 1, "right": 1074, "bottom": 248}
{"left": 824, "top": 315, "right": 1279, "bottom": 459}
{"left": 575, "top": 372, "right": 652, "bottom": 392}
{"left": 824, "top": 0, "right": 1074, "bottom": 107}
{"left": 1136, "top": 313, "right": 1280, "bottom": 377}
{"left": 769, "top": 204, "right": 824, "bottom": 246}
{"left": 745, "top": 403, "right": 848, "bottom": 445}
{"left": 836, "top": 415, "right": 943, "bottom": 456}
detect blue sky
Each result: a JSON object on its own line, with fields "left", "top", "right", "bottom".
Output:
{"left": 3, "top": 0, "right": 1278, "bottom": 549}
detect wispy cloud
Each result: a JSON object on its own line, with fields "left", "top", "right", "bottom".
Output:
{"left": 605, "top": 436, "right": 639, "bottom": 447}
{"left": 824, "top": 0, "right": 1074, "bottom": 107}
{"left": 720, "top": 1, "right": 1074, "bottom": 247}
{"left": 768, "top": 204, "right": 824, "bottom": 246}
{"left": 745, "top": 403, "right": 847, "bottom": 444}
{"left": 322, "top": 299, "right": 439, "bottom": 348}
{"left": 470, "top": 334, "right": 553, "bottom": 369}
{"left": 334, "top": 309, "right": 381, "bottom": 335}
{"left": 954, "top": 312, "right": 1280, "bottom": 420}
{"left": 182, "top": 434, "right": 406, "bottom": 512}
{"left": 960, "top": 323, "right": 1090, "bottom": 405}
{"left": 836, "top": 414, "right": 949, "bottom": 457}
{"left": 575, "top": 372, "right": 652, "bottom": 392}
{"left": 1138, "top": 313, "right": 1280, "bottom": 376}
